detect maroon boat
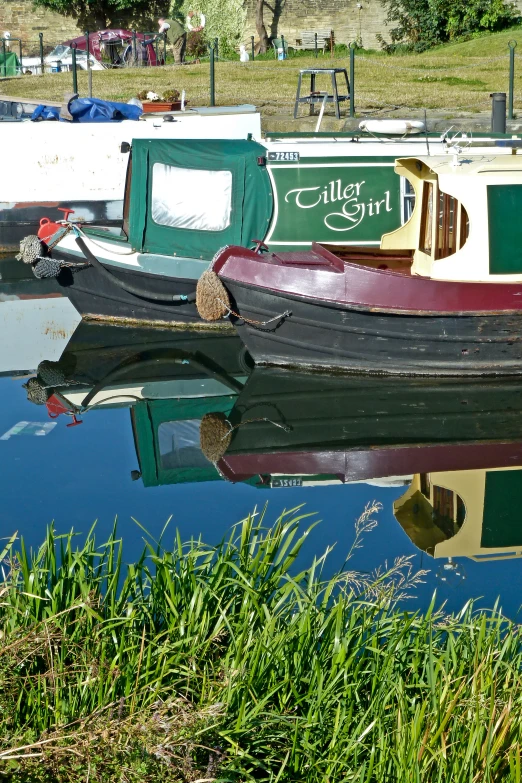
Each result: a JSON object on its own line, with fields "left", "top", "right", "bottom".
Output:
{"left": 201, "top": 154, "right": 522, "bottom": 376}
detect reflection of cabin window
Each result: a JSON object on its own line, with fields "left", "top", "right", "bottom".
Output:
{"left": 432, "top": 485, "right": 466, "bottom": 538}
{"left": 401, "top": 177, "right": 415, "bottom": 224}
{"left": 151, "top": 163, "right": 232, "bottom": 232}
{"left": 158, "top": 420, "right": 210, "bottom": 469}
{"left": 420, "top": 473, "right": 431, "bottom": 499}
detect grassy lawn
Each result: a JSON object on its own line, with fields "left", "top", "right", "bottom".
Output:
{"left": 3, "top": 26, "right": 522, "bottom": 116}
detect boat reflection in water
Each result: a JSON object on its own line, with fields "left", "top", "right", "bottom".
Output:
{"left": 212, "top": 367, "right": 522, "bottom": 488}
{"left": 394, "top": 467, "right": 522, "bottom": 563}
{"left": 23, "top": 321, "right": 254, "bottom": 487}
{"left": 23, "top": 327, "right": 522, "bottom": 563}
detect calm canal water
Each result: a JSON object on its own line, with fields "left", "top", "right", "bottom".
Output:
{"left": 2, "top": 255, "right": 522, "bottom": 618}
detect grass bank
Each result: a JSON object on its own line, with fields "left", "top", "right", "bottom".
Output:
{"left": 2, "top": 505, "right": 522, "bottom": 782}
{"left": 3, "top": 27, "right": 522, "bottom": 116}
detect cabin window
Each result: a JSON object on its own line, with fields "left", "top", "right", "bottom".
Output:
{"left": 151, "top": 163, "right": 233, "bottom": 232}
{"left": 420, "top": 182, "right": 434, "bottom": 254}
{"left": 158, "top": 420, "right": 210, "bottom": 469}
{"left": 420, "top": 180, "right": 469, "bottom": 260}
{"left": 487, "top": 185, "right": 522, "bottom": 274}
{"left": 401, "top": 177, "right": 416, "bottom": 224}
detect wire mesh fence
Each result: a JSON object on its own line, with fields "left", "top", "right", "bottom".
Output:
{"left": 2, "top": 32, "right": 522, "bottom": 121}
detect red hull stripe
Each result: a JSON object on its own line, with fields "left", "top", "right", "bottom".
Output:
{"left": 215, "top": 246, "right": 522, "bottom": 315}
{"left": 218, "top": 441, "right": 522, "bottom": 484}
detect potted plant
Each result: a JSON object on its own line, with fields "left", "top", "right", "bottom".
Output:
{"left": 137, "top": 89, "right": 186, "bottom": 112}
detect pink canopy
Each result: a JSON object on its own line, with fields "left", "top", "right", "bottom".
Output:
{"left": 64, "top": 29, "right": 161, "bottom": 66}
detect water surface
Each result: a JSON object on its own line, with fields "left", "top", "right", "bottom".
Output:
{"left": 2, "top": 257, "right": 521, "bottom": 619}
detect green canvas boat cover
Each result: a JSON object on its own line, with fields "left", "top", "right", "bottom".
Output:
{"left": 0, "top": 51, "right": 20, "bottom": 77}
{"left": 132, "top": 395, "right": 236, "bottom": 487}
{"left": 128, "top": 138, "right": 273, "bottom": 259}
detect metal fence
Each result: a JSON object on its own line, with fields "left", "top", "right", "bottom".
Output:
{"left": 1, "top": 31, "right": 521, "bottom": 121}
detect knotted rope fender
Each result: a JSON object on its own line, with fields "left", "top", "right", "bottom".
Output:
{"left": 200, "top": 412, "right": 232, "bottom": 463}
{"left": 196, "top": 269, "right": 231, "bottom": 322}
{"left": 16, "top": 228, "right": 87, "bottom": 279}
{"left": 200, "top": 410, "right": 294, "bottom": 464}
{"left": 16, "top": 235, "right": 45, "bottom": 265}
{"left": 23, "top": 377, "right": 52, "bottom": 406}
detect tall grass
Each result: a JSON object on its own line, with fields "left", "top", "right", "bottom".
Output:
{"left": 1, "top": 503, "right": 522, "bottom": 782}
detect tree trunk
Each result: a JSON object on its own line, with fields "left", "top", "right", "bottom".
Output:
{"left": 255, "top": 0, "right": 269, "bottom": 54}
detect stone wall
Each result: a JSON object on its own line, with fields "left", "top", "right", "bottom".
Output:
{"left": 242, "top": 0, "right": 522, "bottom": 51}
{"left": 243, "top": 0, "right": 389, "bottom": 51}
{"left": 3, "top": 0, "right": 522, "bottom": 56}
{"left": 0, "top": 0, "right": 166, "bottom": 54}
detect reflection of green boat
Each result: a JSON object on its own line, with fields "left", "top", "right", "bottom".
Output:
{"left": 394, "top": 467, "right": 522, "bottom": 561}
{"left": 23, "top": 321, "right": 253, "bottom": 487}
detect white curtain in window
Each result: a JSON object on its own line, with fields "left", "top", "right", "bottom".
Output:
{"left": 151, "top": 163, "right": 233, "bottom": 232}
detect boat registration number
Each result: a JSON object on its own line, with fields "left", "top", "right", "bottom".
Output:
{"left": 267, "top": 151, "right": 300, "bottom": 162}
{"left": 271, "top": 478, "right": 303, "bottom": 487}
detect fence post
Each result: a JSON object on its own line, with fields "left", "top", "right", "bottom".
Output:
{"left": 18, "top": 38, "right": 23, "bottom": 73}
{"left": 71, "top": 42, "right": 78, "bottom": 94}
{"left": 39, "top": 32, "right": 44, "bottom": 74}
{"left": 349, "top": 42, "right": 355, "bottom": 117}
{"left": 281, "top": 34, "right": 285, "bottom": 58}
{"left": 84, "top": 30, "right": 92, "bottom": 97}
{"left": 509, "top": 40, "right": 517, "bottom": 121}
{"left": 1, "top": 39, "right": 5, "bottom": 78}
{"left": 209, "top": 43, "right": 215, "bottom": 106}
{"left": 251, "top": 35, "right": 255, "bottom": 60}
{"left": 132, "top": 30, "right": 137, "bottom": 64}
{"left": 314, "top": 32, "right": 318, "bottom": 58}
{"left": 163, "top": 31, "right": 167, "bottom": 64}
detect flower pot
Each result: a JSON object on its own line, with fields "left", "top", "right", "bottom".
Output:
{"left": 141, "top": 100, "right": 187, "bottom": 113}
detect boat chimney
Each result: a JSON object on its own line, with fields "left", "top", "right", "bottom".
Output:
{"left": 490, "top": 92, "right": 507, "bottom": 133}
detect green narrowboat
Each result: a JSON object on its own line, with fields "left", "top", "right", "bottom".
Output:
{"left": 44, "top": 133, "right": 515, "bottom": 324}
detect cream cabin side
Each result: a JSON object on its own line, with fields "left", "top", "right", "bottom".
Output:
{"left": 394, "top": 466, "right": 522, "bottom": 561}
{"left": 381, "top": 156, "right": 522, "bottom": 283}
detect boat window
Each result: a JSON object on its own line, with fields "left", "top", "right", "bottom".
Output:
{"left": 158, "top": 420, "right": 210, "bottom": 469}
{"left": 459, "top": 205, "right": 470, "bottom": 249}
{"left": 401, "top": 177, "right": 416, "bottom": 224}
{"left": 151, "top": 163, "right": 232, "bottom": 232}
{"left": 420, "top": 182, "right": 434, "bottom": 254}
{"left": 422, "top": 185, "right": 469, "bottom": 260}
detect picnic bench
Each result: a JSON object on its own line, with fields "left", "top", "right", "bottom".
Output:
{"left": 295, "top": 30, "right": 334, "bottom": 53}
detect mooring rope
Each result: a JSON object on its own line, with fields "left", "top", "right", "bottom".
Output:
{"left": 218, "top": 297, "right": 292, "bottom": 328}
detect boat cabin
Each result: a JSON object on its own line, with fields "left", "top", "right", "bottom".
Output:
{"left": 394, "top": 467, "right": 522, "bottom": 561}
{"left": 379, "top": 154, "right": 522, "bottom": 282}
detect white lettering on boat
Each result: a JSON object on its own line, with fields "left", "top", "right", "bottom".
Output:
{"left": 284, "top": 179, "right": 392, "bottom": 231}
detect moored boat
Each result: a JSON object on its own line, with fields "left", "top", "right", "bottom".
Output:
{"left": 205, "top": 152, "right": 522, "bottom": 375}
{"left": 0, "top": 105, "right": 261, "bottom": 253}
{"left": 42, "top": 134, "right": 522, "bottom": 324}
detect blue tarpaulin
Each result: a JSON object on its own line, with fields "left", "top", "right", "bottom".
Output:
{"left": 32, "top": 97, "right": 142, "bottom": 123}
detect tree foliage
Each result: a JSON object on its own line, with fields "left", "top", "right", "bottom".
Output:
{"left": 377, "top": 0, "right": 520, "bottom": 51}
{"left": 31, "top": 0, "right": 165, "bottom": 32}
{"left": 172, "top": 0, "right": 246, "bottom": 54}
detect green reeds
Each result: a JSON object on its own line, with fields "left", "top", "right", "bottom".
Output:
{"left": 1, "top": 503, "right": 522, "bottom": 782}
